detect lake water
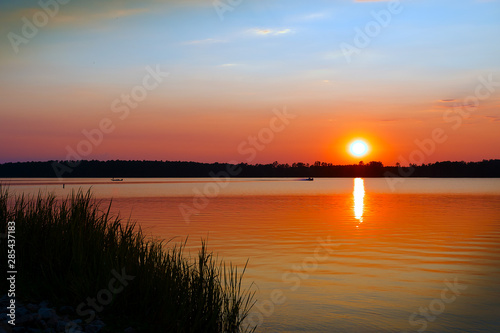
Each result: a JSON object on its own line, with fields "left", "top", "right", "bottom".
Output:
{"left": 2, "top": 178, "right": 500, "bottom": 332}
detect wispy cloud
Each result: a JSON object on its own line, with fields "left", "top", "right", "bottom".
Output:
{"left": 253, "top": 29, "right": 272, "bottom": 35}
{"left": 484, "top": 115, "right": 500, "bottom": 122}
{"left": 290, "top": 12, "right": 329, "bottom": 22}
{"left": 436, "top": 99, "right": 460, "bottom": 107}
{"left": 276, "top": 29, "right": 292, "bottom": 35}
{"left": 248, "top": 28, "right": 293, "bottom": 36}
{"left": 428, "top": 98, "right": 482, "bottom": 113}
{"left": 304, "top": 12, "right": 328, "bottom": 20}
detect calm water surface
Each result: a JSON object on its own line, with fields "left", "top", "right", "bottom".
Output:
{"left": 3, "top": 178, "right": 500, "bottom": 332}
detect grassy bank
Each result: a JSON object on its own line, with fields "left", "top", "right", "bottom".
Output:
{"left": 0, "top": 187, "right": 256, "bottom": 332}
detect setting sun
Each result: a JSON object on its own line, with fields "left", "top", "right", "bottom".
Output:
{"left": 350, "top": 140, "right": 368, "bottom": 157}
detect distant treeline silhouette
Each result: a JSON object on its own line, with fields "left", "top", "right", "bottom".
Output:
{"left": 0, "top": 159, "right": 499, "bottom": 178}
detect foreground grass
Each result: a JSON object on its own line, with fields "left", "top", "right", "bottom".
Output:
{"left": 0, "top": 187, "right": 256, "bottom": 332}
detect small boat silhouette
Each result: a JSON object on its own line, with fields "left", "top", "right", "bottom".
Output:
{"left": 300, "top": 177, "right": 314, "bottom": 181}
{"left": 111, "top": 178, "right": 123, "bottom": 181}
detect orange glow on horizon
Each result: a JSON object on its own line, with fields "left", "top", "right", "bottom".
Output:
{"left": 323, "top": 132, "right": 390, "bottom": 165}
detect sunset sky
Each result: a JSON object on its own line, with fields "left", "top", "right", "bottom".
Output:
{"left": 1, "top": 0, "right": 499, "bottom": 165}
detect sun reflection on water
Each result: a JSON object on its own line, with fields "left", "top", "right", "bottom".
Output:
{"left": 353, "top": 178, "right": 365, "bottom": 226}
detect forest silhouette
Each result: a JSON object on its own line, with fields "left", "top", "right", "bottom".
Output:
{"left": 0, "top": 159, "right": 499, "bottom": 178}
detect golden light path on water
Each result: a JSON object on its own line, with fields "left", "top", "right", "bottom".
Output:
{"left": 353, "top": 177, "right": 365, "bottom": 226}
